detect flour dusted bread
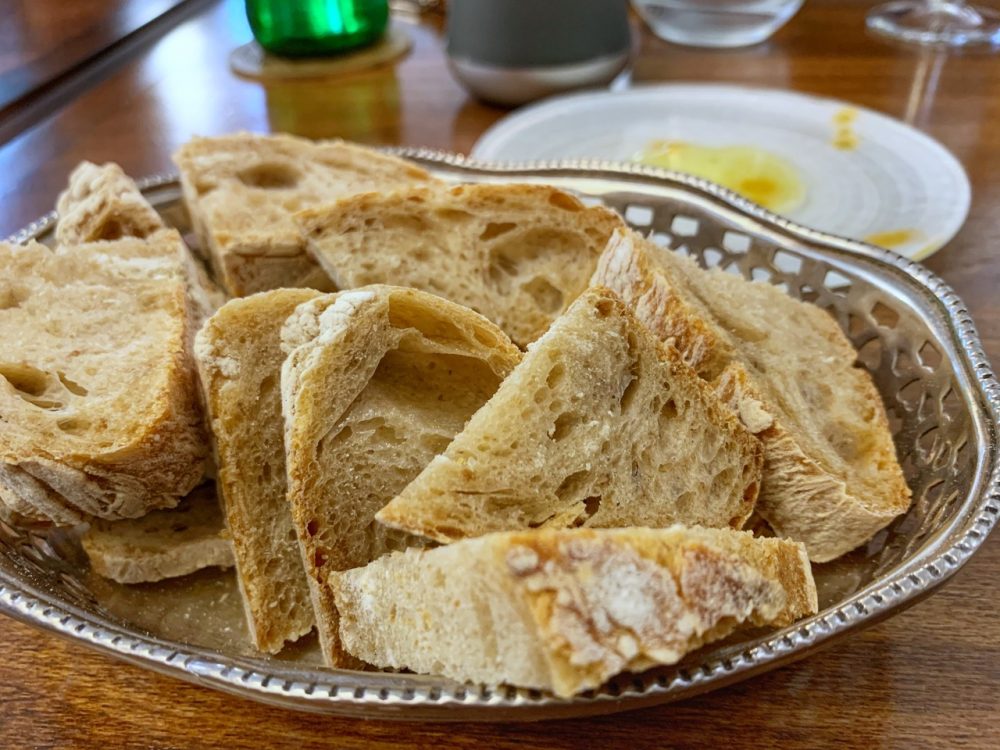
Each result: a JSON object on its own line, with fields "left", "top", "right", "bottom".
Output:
{"left": 281, "top": 285, "right": 521, "bottom": 665}
{"left": 0, "top": 238, "right": 208, "bottom": 524}
{"left": 56, "top": 161, "right": 164, "bottom": 244}
{"left": 83, "top": 483, "right": 234, "bottom": 584}
{"left": 377, "top": 288, "right": 763, "bottom": 542}
{"left": 56, "top": 160, "right": 226, "bottom": 322}
{"left": 195, "top": 289, "right": 320, "bottom": 653}
{"left": 593, "top": 230, "right": 911, "bottom": 561}
{"left": 331, "top": 526, "right": 817, "bottom": 697}
{"left": 174, "top": 133, "right": 434, "bottom": 296}
{"left": 296, "top": 183, "right": 625, "bottom": 346}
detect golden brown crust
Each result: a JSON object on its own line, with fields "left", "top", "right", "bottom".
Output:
{"left": 0, "top": 237, "right": 208, "bottom": 523}
{"left": 596, "top": 230, "right": 911, "bottom": 561}
{"left": 297, "top": 182, "right": 626, "bottom": 346}
{"left": 331, "top": 526, "right": 817, "bottom": 697}
{"left": 281, "top": 285, "right": 521, "bottom": 666}
{"left": 195, "top": 289, "right": 321, "bottom": 653}
{"left": 174, "top": 132, "right": 434, "bottom": 296}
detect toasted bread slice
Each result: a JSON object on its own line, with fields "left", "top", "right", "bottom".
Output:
{"left": 377, "top": 288, "right": 763, "bottom": 542}
{"left": 173, "top": 133, "right": 434, "bottom": 297}
{"left": 0, "top": 238, "right": 208, "bottom": 524}
{"left": 593, "top": 230, "right": 911, "bottom": 561}
{"left": 194, "top": 289, "right": 320, "bottom": 653}
{"left": 55, "top": 160, "right": 226, "bottom": 323}
{"left": 83, "top": 483, "right": 234, "bottom": 584}
{"left": 331, "top": 526, "right": 817, "bottom": 697}
{"left": 296, "top": 183, "right": 625, "bottom": 347}
{"left": 281, "top": 285, "right": 521, "bottom": 665}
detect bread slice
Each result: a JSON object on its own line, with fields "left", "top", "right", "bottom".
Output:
{"left": 83, "top": 483, "right": 234, "bottom": 584}
{"left": 173, "top": 132, "right": 434, "bottom": 297}
{"left": 592, "top": 230, "right": 911, "bottom": 561}
{"left": 377, "top": 287, "right": 763, "bottom": 543}
{"left": 281, "top": 285, "right": 521, "bottom": 665}
{"left": 194, "top": 289, "right": 320, "bottom": 653}
{"left": 55, "top": 161, "right": 165, "bottom": 245}
{"left": 0, "top": 239, "right": 208, "bottom": 524}
{"left": 331, "top": 526, "right": 817, "bottom": 697}
{"left": 296, "top": 183, "right": 626, "bottom": 347}
{"left": 55, "top": 160, "right": 226, "bottom": 324}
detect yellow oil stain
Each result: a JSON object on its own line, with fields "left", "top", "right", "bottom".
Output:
{"left": 864, "top": 228, "right": 923, "bottom": 249}
{"left": 832, "top": 107, "right": 860, "bottom": 151}
{"left": 634, "top": 140, "right": 805, "bottom": 213}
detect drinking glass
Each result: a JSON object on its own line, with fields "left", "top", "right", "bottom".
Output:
{"left": 630, "top": 0, "right": 804, "bottom": 48}
{"left": 867, "top": 0, "right": 1000, "bottom": 47}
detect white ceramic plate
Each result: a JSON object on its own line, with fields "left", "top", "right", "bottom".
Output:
{"left": 472, "top": 85, "right": 970, "bottom": 260}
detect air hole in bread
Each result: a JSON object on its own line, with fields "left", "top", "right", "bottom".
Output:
{"left": 661, "top": 398, "right": 678, "bottom": 420}
{"left": 594, "top": 298, "right": 614, "bottom": 318}
{"left": 435, "top": 208, "right": 473, "bottom": 223}
{"left": 314, "top": 549, "right": 328, "bottom": 569}
{"left": 555, "top": 470, "right": 591, "bottom": 507}
{"left": 258, "top": 374, "right": 277, "bottom": 399}
{"left": 550, "top": 412, "right": 579, "bottom": 441}
{"left": 306, "top": 519, "right": 319, "bottom": 537}
{"left": 521, "top": 277, "right": 564, "bottom": 315}
{"left": 56, "top": 372, "right": 88, "bottom": 397}
{"left": 545, "top": 363, "right": 565, "bottom": 389}
{"left": 547, "top": 190, "right": 582, "bottom": 212}
{"left": 237, "top": 163, "right": 300, "bottom": 189}
{"left": 171, "top": 523, "right": 189, "bottom": 533}
{"left": 0, "top": 363, "right": 50, "bottom": 397}
{"left": 0, "top": 286, "right": 28, "bottom": 310}
{"left": 56, "top": 417, "right": 88, "bottom": 433}
{"left": 479, "top": 222, "right": 517, "bottom": 241}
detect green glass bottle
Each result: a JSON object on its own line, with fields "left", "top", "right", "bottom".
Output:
{"left": 246, "top": 0, "right": 389, "bottom": 58}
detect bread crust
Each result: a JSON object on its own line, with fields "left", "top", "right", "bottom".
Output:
{"left": 331, "top": 526, "right": 817, "bottom": 697}
{"left": 281, "top": 285, "right": 521, "bottom": 665}
{"left": 0, "top": 238, "right": 209, "bottom": 523}
{"left": 296, "top": 182, "right": 626, "bottom": 346}
{"left": 174, "top": 133, "right": 434, "bottom": 296}
{"left": 376, "top": 287, "right": 763, "bottom": 542}
{"left": 593, "top": 230, "right": 911, "bottom": 561}
{"left": 195, "top": 289, "right": 321, "bottom": 653}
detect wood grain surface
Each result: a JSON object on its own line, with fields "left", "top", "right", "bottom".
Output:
{"left": 0, "top": 0, "right": 998, "bottom": 747}
{"left": 0, "top": 0, "right": 193, "bottom": 117}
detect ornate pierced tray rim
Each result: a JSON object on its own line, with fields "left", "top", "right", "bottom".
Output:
{"left": 1, "top": 153, "right": 997, "bottom": 721}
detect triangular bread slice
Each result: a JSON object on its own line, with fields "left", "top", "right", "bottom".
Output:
{"left": 295, "top": 183, "right": 625, "bottom": 346}
{"left": 82, "top": 483, "right": 234, "bottom": 584}
{"left": 281, "top": 285, "right": 521, "bottom": 665}
{"left": 592, "top": 230, "right": 911, "bottom": 561}
{"left": 173, "top": 133, "right": 434, "bottom": 297}
{"left": 0, "top": 238, "right": 208, "bottom": 525}
{"left": 194, "top": 289, "right": 320, "bottom": 653}
{"left": 377, "top": 287, "right": 763, "bottom": 543}
{"left": 331, "top": 526, "right": 818, "bottom": 697}
{"left": 55, "top": 160, "right": 226, "bottom": 324}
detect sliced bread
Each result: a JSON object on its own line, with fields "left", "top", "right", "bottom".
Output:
{"left": 55, "top": 160, "right": 226, "bottom": 324}
{"left": 55, "top": 161, "right": 165, "bottom": 244}
{"left": 331, "top": 526, "right": 818, "bottom": 697}
{"left": 281, "top": 285, "right": 521, "bottom": 665}
{"left": 593, "top": 230, "right": 911, "bottom": 561}
{"left": 376, "top": 287, "right": 763, "bottom": 543}
{"left": 173, "top": 132, "right": 434, "bottom": 297}
{"left": 295, "top": 183, "right": 626, "bottom": 346}
{"left": 82, "top": 483, "right": 234, "bottom": 584}
{"left": 0, "top": 239, "right": 208, "bottom": 524}
{"left": 194, "top": 289, "right": 320, "bottom": 653}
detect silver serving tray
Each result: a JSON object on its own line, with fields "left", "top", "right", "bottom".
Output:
{"left": 1, "top": 151, "right": 997, "bottom": 721}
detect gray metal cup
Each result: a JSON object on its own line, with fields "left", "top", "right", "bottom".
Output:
{"left": 446, "top": 0, "right": 632, "bottom": 107}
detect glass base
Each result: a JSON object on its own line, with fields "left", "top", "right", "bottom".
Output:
{"left": 867, "top": 1, "right": 1000, "bottom": 47}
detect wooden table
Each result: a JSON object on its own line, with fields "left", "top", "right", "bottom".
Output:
{"left": 1, "top": 1, "right": 998, "bottom": 747}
